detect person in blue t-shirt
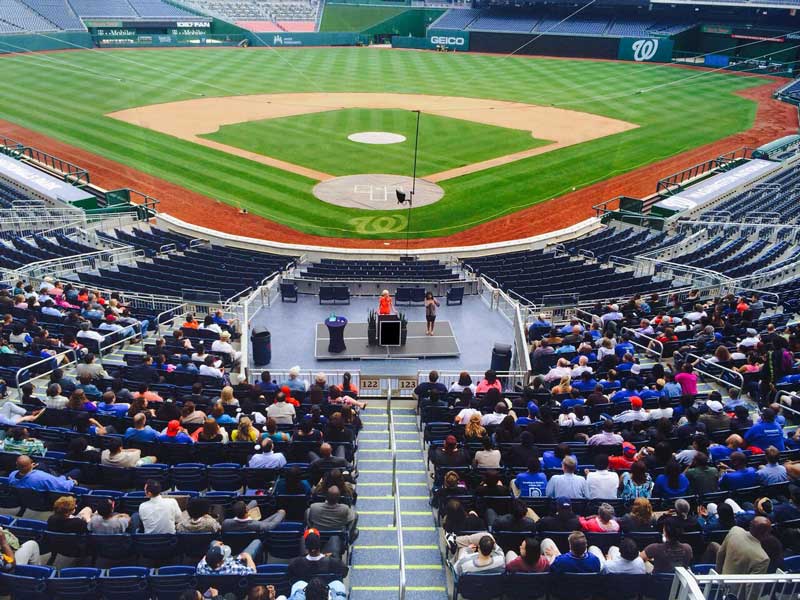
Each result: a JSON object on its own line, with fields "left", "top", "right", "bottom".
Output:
{"left": 542, "top": 443, "right": 577, "bottom": 470}
{"left": 125, "top": 413, "right": 159, "bottom": 443}
{"left": 719, "top": 452, "right": 758, "bottom": 490}
{"left": 745, "top": 408, "right": 785, "bottom": 451}
{"left": 514, "top": 458, "right": 548, "bottom": 498}
{"left": 653, "top": 459, "right": 691, "bottom": 498}
{"left": 611, "top": 380, "right": 638, "bottom": 404}
{"left": 157, "top": 420, "right": 194, "bottom": 444}
{"left": 256, "top": 371, "right": 280, "bottom": 395}
{"left": 96, "top": 391, "right": 130, "bottom": 416}
{"left": 546, "top": 531, "right": 602, "bottom": 574}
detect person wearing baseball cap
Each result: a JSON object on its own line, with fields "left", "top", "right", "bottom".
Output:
{"left": 700, "top": 399, "right": 729, "bottom": 427}
{"left": 612, "top": 396, "right": 649, "bottom": 423}
{"left": 287, "top": 528, "right": 348, "bottom": 583}
{"left": 157, "top": 420, "right": 193, "bottom": 444}
{"left": 608, "top": 442, "right": 639, "bottom": 470}
{"left": 196, "top": 539, "right": 258, "bottom": 575}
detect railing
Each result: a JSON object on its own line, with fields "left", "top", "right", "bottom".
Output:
{"left": 248, "top": 369, "right": 360, "bottom": 391}
{"left": 155, "top": 302, "right": 190, "bottom": 335}
{"left": 670, "top": 566, "right": 800, "bottom": 600}
{"left": 238, "top": 274, "right": 282, "bottom": 377}
{"left": 389, "top": 407, "right": 407, "bottom": 600}
{"left": 687, "top": 353, "right": 744, "bottom": 392}
{"left": 14, "top": 348, "right": 78, "bottom": 394}
{"left": 622, "top": 326, "right": 664, "bottom": 362}
{"left": 97, "top": 321, "right": 144, "bottom": 358}
{"left": 477, "top": 276, "right": 532, "bottom": 375}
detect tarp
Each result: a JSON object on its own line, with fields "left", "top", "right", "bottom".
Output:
{"left": 0, "top": 154, "right": 93, "bottom": 204}
{"left": 652, "top": 159, "right": 781, "bottom": 213}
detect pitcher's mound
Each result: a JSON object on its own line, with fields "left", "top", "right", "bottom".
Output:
{"left": 347, "top": 131, "right": 406, "bottom": 145}
{"left": 313, "top": 174, "right": 444, "bottom": 210}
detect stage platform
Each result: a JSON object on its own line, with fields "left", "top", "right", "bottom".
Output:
{"left": 315, "top": 321, "right": 460, "bottom": 360}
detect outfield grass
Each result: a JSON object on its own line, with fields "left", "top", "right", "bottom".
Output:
{"left": 202, "top": 108, "right": 551, "bottom": 177}
{"left": 0, "top": 47, "right": 762, "bottom": 238}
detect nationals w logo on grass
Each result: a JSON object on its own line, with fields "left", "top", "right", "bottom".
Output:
{"left": 632, "top": 39, "right": 659, "bottom": 61}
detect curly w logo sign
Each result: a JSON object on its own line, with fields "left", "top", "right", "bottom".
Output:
{"left": 618, "top": 38, "right": 673, "bottom": 63}
{"left": 632, "top": 39, "right": 659, "bottom": 61}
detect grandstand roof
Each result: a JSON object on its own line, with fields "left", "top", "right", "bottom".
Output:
{"left": 0, "top": 153, "right": 94, "bottom": 204}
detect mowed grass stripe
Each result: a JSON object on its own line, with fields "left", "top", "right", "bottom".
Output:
{"left": 0, "top": 48, "right": 764, "bottom": 239}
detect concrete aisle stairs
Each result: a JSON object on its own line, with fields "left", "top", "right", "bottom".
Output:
{"left": 349, "top": 405, "right": 447, "bottom": 600}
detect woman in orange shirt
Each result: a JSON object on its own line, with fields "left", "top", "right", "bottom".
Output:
{"left": 378, "top": 290, "right": 393, "bottom": 315}
{"left": 182, "top": 313, "right": 199, "bottom": 329}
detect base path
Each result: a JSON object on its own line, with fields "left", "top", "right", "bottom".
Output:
{"left": 107, "top": 92, "right": 636, "bottom": 182}
{"left": 0, "top": 79, "right": 795, "bottom": 249}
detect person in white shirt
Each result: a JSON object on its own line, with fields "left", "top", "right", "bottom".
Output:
{"left": 481, "top": 402, "right": 512, "bottom": 427}
{"left": 571, "top": 356, "right": 594, "bottom": 377}
{"left": 266, "top": 392, "right": 296, "bottom": 425}
{"left": 598, "top": 538, "right": 648, "bottom": 574}
{"left": 544, "top": 358, "right": 572, "bottom": 382}
{"left": 211, "top": 331, "right": 241, "bottom": 363}
{"left": 200, "top": 315, "right": 222, "bottom": 335}
{"left": 40, "top": 300, "right": 63, "bottom": 318}
{"left": 454, "top": 401, "right": 481, "bottom": 425}
{"left": 635, "top": 319, "right": 654, "bottom": 338}
{"left": 76, "top": 322, "right": 103, "bottom": 343}
{"left": 613, "top": 397, "right": 649, "bottom": 423}
{"left": 597, "top": 339, "right": 616, "bottom": 362}
{"left": 136, "top": 480, "right": 182, "bottom": 534}
{"left": 601, "top": 305, "right": 623, "bottom": 325}
{"left": 740, "top": 329, "right": 760, "bottom": 348}
{"left": 584, "top": 455, "right": 620, "bottom": 499}
{"left": 559, "top": 405, "right": 591, "bottom": 428}
{"left": 199, "top": 355, "right": 224, "bottom": 379}
{"left": 648, "top": 397, "right": 674, "bottom": 421}
{"left": 248, "top": 438, "right": 287, "bottom": 469}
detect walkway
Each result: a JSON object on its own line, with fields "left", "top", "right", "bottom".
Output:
{"left": 350, "top": 405, "right": 447, "bottom": 600}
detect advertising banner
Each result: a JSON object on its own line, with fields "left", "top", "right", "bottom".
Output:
{"left": 617, "top": 37, "right": 674, "bottom": 62}
{"left": 426, "top": 28, "right": 470, "bottom": 51}
{"left": 259, "top": 32, "right": 363, "bottom": 46}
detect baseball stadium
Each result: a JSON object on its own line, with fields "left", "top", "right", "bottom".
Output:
{"left": 0, "top": 0, "right": 800, "bottom": 598}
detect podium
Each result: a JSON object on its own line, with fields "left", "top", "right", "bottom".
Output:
{"left": 378, "top": 314, "right": 401, "bottom": 346}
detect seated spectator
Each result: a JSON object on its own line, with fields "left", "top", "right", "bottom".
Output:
{"left": 685, "top": 452, "right": 719, "bottom": 495}
{"left": 489, "top": 498, "right": 535, "bottom": 532}
{"left": 136, "top": 479, "right": 182, "bottom": 534}
{"left": 476, "top": 370, "right": 502, "bottom": 394}
{"left": 657, "top": 498, "right": 700, "bottom": 534}
{"left": 9, "top": 455, "right": 75, "bottom": 492}
{"left": 746, "top": 408, "right": 785, "bottom": 452}
{"left": 585, "top": 454, "right": 620, "bottom": 499}
{"left": 311, "top": 468, "right": 354, "bottom": 500}
{"left": 222, "top": 500, "right": 286, "bottom": 534}
{"left": 432, "top": 435, "right": 470, "bottom": 469}
{"left": 278, "top": 465, "right": 313, "bottom": 496}
{"left": 134, "top": 383, "right": 163, "bottom": 403}
{"left": 267, "top": 392, "right": 296, "bottom": 426}
{"left": 618, "top": 497, "right": 655, "bottom": 533}
{"left": 44, "top": 383, "right": 69, "bottom": 409}
{"left": 544, "top": 531, "right": 602, "bottom": 574}
{"left": 101, "top": 437, "right": 157, "bottom": 468}
{"left": 641, "top": 521, "right": 692, "bottom": 572}
{"left": 249, "top": 438, "right": 287, "bottom": 469}
{"left": 88, "top": 498, "right": 131, "bottom": 534}
{"left": 306, "top": 486, "right": 357, "bottom": 556}
{"left": 75, "top": 353, "right": 108, "bottom": 380}
{"left": 719, "top": 451, "right": 758, "bottom": 491}
{"left": 47, "top": 495, "right": 92, "bottom": 533}
{"left": 620, "top": 460, "right": 653, "bottom": 502}
{"left": 288, "top": 530, "right": 348, "bottom": 583}
{"left": 715, "top": 517, "right": 772, "bottom": 575}
{"left": 604, "top": 537, "right": 648, "bottom": 574}
{"left": 449, "top": 372, "right": 476, "bottom": 394}
{"left": 613, "top": 396, "right": 649, "bottom": 423}
{"left": 309, "top": 442, "right": 348, "bottom": 477}
{"left": 653, "top": 459, "right": 690, "bottom": 498}
{"left": 473, "top": 437, "right": 501, "bottom": 469}
{"left": 179, "top": 401, "right": 206, "bottom": 426}
{"left": 700, "top": 399, "right": 730, "bottom": 433}
{"left": 513, "top": 458, "right": 547, "bottom": 498}
{"left": 232, "top": 416, "right": 259, "bottom": 442}
{"left": 588, "top": 420, "right": 624, "bottom": 446}
{"left": 545, "top": 456, "right": 588, "bottom": 498}
{"left": 580, "top": 502, "right": 620, "bottom": 532}
{"left": 608, "top": 442, "right": 641, "bottom": 471}
{"left": 442, "top": 498, "right": 485, "bottom": 534}
{"left": 505, "top": 536, "right": 549, "bottom": 573}
{"left": 649, "top": 396, "right": 674, "bottom": 421}
{"left": 542, "top": 442, "right": 576, "bottom": 470}
{"left": 262, "top": 416, "right": 292, "bottom": 443}
{"left": 757, "top": 446, "right": 789, "bottom": 485}
{"left": 198, "top": 354, "right": 224, "bottom": 379}
{"left": 157, "top": 420, "right": 194, "bottom": 444}
{"left": 0, "top": 402, "right": 43, "bottom": 426}
{"left": 2, "top": 427, "right": 45, "bottom": 456}
{"left": 125, "top": 413, "right": 159, "bottom": 443}
{"left": 464, "top": 413, "right": 486, "bottom": 441}
{"left": 210, "top": 403, "right": 236, "bottom": 425}
{"left": 196, "top": 539, "right": 259, "bottom": 575}
{"left": 729, "top": 405, "right": 753, "bottom": 433}
{"left": 450, "top": 533, "right": 505, "bottom": 575}
{"left": 193, "top": 418, "right": 228, "bottom": 443}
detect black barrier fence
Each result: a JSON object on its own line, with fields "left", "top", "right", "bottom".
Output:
{"left": 469, "top": 31, "right": 619, "bottom": 58}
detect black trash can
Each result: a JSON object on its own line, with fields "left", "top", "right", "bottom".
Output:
{"left": 251, "top": 328, "right": 271, "bottom": 366}
{"left": 491, "top": 342, "right": 512, "bottom": 373}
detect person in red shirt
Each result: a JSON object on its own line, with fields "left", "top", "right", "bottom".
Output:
{"left": 279, "top": 386, "right": 301, "bottom": 407}
{"left": 579, "top": 503, "right": 620, "bottom": 532}
{"left": 608, "top": 442, "right": 639, "bottom": 470}
{"left": 378, "top": 290, "right": 393, "bottom": 315}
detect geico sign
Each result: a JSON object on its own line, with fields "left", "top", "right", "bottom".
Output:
{"left": 430, "top": 36, "right": 465, "bottom": 46}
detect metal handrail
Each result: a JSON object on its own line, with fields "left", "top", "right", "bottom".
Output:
{"left": 155, "top": 302, "right": 190, "bottom": 335}
{"left": 14, "top": 348, "right": 78, "bottom": 394}
{"left": 688, "top": 353, "right": 744, "bottom": 391}
{"left": 388, "top": 407, "right": 407, "bottom": 600}
{"left": 621, "top": 326, "right": 664, "bottom": 362}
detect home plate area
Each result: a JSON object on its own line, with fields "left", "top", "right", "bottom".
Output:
{"left": 312, "top": 174, "right": 444, "bottom": 210}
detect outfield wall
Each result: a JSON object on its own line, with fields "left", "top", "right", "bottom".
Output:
{"left": 0, "top": 31, "right": 93, "bottom": 53}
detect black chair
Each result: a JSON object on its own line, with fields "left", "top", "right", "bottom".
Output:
{"left": 548, "top": 572, "right": 600, "bottom": 600}
{"left": 447, "top": 287, "right": 464, "bottom": 305}
{"left": 502, "top": 571, "right": 549, "bottom": 600}
{"left": 280, "top": 283, "right": 298, "bottom": 303}
{"left": 451, "top": 570, "right": 505, "bottom": 600}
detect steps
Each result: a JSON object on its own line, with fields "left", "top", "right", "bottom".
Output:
{"left": 350, "top": 407, "right": 447, "bottom": 600}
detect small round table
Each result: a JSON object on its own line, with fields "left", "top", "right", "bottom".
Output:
{"left": 325, "top": 316, "right": 348, "bottom": 353}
